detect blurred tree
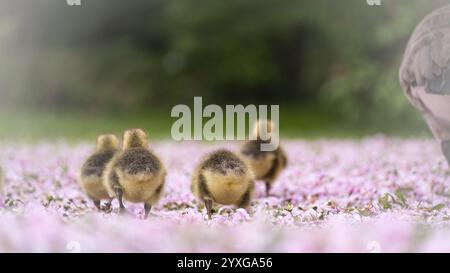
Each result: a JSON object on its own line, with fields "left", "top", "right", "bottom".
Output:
{"left": 0, "top": 0, "right": 448, "bottom": 131}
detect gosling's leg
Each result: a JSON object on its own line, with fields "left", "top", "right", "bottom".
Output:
{"left": 265, "top": 181, "right": 272, "bottom": 196}
{"left": 205, "top": 198, "right": 213, "bottom": 220}
{"left": 109, "top": 170, "right": 126, "bottom": 213}
{"left": 239, "top": 190, "right": 251, "bottom": 208}
{"left": 114, "top": 187, "right": 126, "bottom": 214}
{"left": 93, "top": 200, "right": 101, "bottom": 210}
{"left": 144, "top": 203, "right": 152, "bottom": 219}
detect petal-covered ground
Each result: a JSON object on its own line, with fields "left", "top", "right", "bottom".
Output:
{"left": 1, "top": 137, "right": 450, "bottom": 252}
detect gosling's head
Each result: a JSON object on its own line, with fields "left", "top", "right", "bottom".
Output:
{"left": 123, "top": 128, "right": 148, "bottom": 149}
{"left": 252, "top": 120, "right": 274, "bottom": 141}
{"left": 96, "top": 134, "right": 120, "bottom": 151}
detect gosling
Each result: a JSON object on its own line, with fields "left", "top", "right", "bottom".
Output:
{"left": 240, "top": 120, "right": 287, "bottom": 196}
{"left": 103, "top": 129, "right": 166, "bottom": 218}
{"left": 79, "top": 134, "right": 120, "bottom": 210}
{"left": 192, "top": 149, "right": 255, "bottom": 219}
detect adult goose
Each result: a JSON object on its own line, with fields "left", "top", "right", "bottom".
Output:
{"left": 400, "top": 4, "right": 450, "bottom": 166}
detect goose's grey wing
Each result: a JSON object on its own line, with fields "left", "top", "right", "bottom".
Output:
{"left": 400, "top": 4, "right": 450, "bottom": 113}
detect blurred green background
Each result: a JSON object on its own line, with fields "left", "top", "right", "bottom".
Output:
{"left": 0, "top": 0, "right": 448, "bottom": 141}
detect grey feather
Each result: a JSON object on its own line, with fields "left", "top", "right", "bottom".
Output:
{"left": 426, "top": 66, "right": 450, "bottom": 94}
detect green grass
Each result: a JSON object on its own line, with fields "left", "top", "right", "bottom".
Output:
{"left": 0, "top": 109, "right": 171, "bottom": 142}
{"left": 280, "top": 105, "right": 431, "bottom": 139}
{"left": 0, "top": 106, "right": 431, "bottom": 142}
